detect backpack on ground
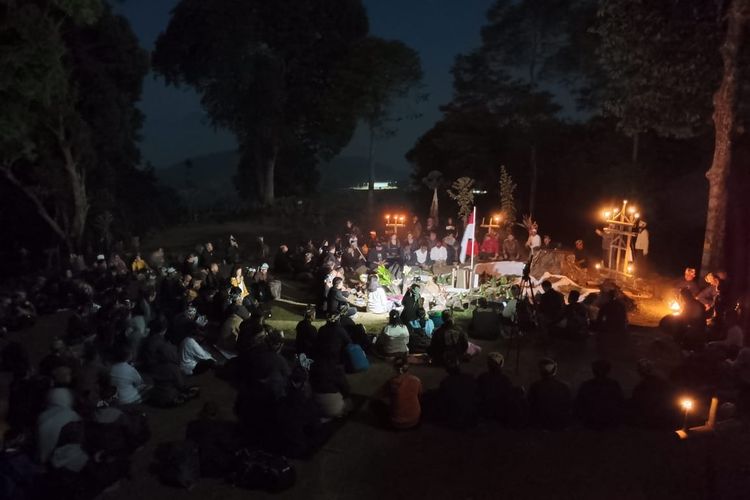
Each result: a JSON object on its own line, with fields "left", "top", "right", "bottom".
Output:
{"left": 229, "top": 448, "right": 295, "bottom": 492}
{"left": 344, "top": 343, "right": 369, "bottom": 373}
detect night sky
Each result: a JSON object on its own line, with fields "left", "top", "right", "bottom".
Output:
{"left": 116, "top": 0, "right": 496, "bottom": 170}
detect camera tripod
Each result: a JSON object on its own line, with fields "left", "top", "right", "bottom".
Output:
{"left": 505, "top": 255, "right": 538, "bottom": 374}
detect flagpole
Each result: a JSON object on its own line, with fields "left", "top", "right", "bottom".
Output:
{"left": 469, "top": 206, "right": 476, "bottom": 290}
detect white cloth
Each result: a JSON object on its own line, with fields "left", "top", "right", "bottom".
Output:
{"left": 179, "top": 337, "right": 214, "bottom": 375}
{"left": 377, "top": 324, "right": 410, "bottom": 355}
{"left": 110, "top": 362, "right": 144, "bottom": 405}
{"left": 415, "top": 249, "right": 429, "bottom": 265}
{"left": 429, "top": 246, "right": 447, "bottom": 263}
{"left": 635, "top": 229, "right": 650, "bottom": 255}
{"left": 366, "top": 287, "right": 391, "bottom": 314}
{"left": 459, "top": 208, "right": 476, "bottom": 264}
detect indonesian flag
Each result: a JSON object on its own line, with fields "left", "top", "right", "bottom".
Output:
{"left": 460, "top": 207, "right": 477, "bottom": 264}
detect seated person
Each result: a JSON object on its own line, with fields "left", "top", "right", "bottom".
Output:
{"left": 38, "top": 388, "right": 127, "bottom": 499}
{"left": 428, "top": 310, "right": 469, "bottom": 363}
{"left": 575, "top": 360, "right": 625, "bottom": 429}
{"left": 309, "top": 358, "right": 351, "bottom": 419}
{"left": 561, "top": 290, "right": 589, "bottom": 339}
{"left": 251, "top": 263, "right": 277, "bottom": 303}
{"left": 707, "top": 310, "right": 744, "bottom": 358}
{"left": 429, "top": 241, "right": 448, "bottom": 266}
{"left": 502, "top": 233, "right": 521, "bottom": 261}
{"left": 675, "top": 267, "right": 700, "bottom": 298}
{"left": 528, "top": 358, "right": 572, "bottom": 430}
{"left": 367, "top": 242, "right": 386, "bottom": 271}
{"left": 400, "top": 283, "right": 421, "bottom": 324}
{"left": 376, "top": 310, "right": 410, "bottom": 357}
{"left": 469, "top": 298, "right": 500, "bottom": 340}
{"left": 408, "top": 308, "right": 434, "bottom": 354}
{"left": 179, "top": 330, "right": 216, "bottom": 376}
{"left": 429, "top": 352, "right": 478, "bottom": 429}
{"left": 273, "top": 245, "right": 294, "bottom": 275}
{"left": 295, "top": 306, "right": 318, "bottom": 357}
{"left": 327, "top": 277, "right": 356, "bottom": 318}
{"left": 593, "top": 290, "right": 628, "bottom": 335}
{"left": 629, "top": 358, "right": 678, "bottom": 429}
{"left": 313, "top": 313, "right": 352, "bottom": 364}
{"left": 377, "top": 356, "right": 422, "bottom": 430}
{"left": 365, "top": 275, "right": 391, "bottom": 314}
{"left": 477, "top": 352, "right": 514, "bottom": 423}
{"left": 479, "top": 232, "right": 499, "bottom": 261}
{"left": 414, "top": 243, "right": 431, "bottom": 269}
{"left": 573, "top": 239, "right": 588, "bottom": 269}
{"left": 536, "top": 281, "right": 566, "bottom": 335}
{"left": 697, "top": 272, "right": 720, "bottom": 310}
{"left": 109, "top": 343, "right": 146, "bottom": 405}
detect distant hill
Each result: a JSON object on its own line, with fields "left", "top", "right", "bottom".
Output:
{"left": 156, "top": 151, "right": 410, "bottom": 204}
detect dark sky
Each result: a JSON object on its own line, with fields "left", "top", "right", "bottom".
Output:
{"left": 116, "top": 0, "right": 496, "bottom": 169}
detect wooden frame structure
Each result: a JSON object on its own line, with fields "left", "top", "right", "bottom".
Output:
{"left": 601, "top": 200, "right": 640, "bottom": 279}
{"left": 384, "top": 214, "right": 406, "bottom": 235}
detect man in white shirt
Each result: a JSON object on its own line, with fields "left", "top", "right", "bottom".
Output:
{"left": 429, "top": 240, "right": 448, "bottom": 265}
{"left": 414, "top": 243, "right": 430, "bottom": 269}
{"left": 110, "top": 344, "right": 145, "bottom": 405}
{"left": 179, "top": 334, "right": 216, "bottom": 375}
{"left": 526, "top": 227, "right": 542, "bottom": 257}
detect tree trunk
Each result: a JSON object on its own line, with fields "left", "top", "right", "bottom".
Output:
{"left": 261, "top": 144, "right": 278, "bottom": 206}
{"left": 0, "top": 165, "right": 72, "bottom": 251}
{"left": 367, "top": 123, "right": 376, "bottom": 214}
{"left": 631, "top": 132, "right": 640, "bottom": 165}
{"left": 529, "top": 144, "right": 538, "bottom": 216}
{"left": 54, "top": 116, "right": 89, "bottom": 251}
{"left": 701, "top": 0, "right": 749, "bottom": 275}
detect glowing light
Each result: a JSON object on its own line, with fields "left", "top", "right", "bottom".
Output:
{"left": 399, "top": 216, "right": 405, "bottom": 222}
{"left": 670, "top": 301, "right": 681, "bottom": 315}
{"left": 680, "top": 398, "right": 694, "bottom": 412}
{"left": 623, "top": 199, "right": 628, "bottom": 204}
{"left": 595, "top": 263, "right": 601, "bottom": 270}
{"left": 603, "top": 210, "right": 611, "bottom": 219}
{"left": 627, "top": 264, "right": 634, "bottom": 274}
{"left": 634, "top": 212, "right": 640, "bottom": 219}
{"left": 628, "top": 206, "right": 636, "bottom": 214}
{"left": 385, "top": 214, "right": 391, "bottom": 220}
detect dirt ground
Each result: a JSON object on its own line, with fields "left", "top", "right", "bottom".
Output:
{"left": 2, "top": 217, "right": 747, "bottom": 499}
{"left": 6, "top": 294, "right": 750, "bottom": 500}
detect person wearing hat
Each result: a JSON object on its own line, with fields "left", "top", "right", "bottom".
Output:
{"left": 477, "top": 352, "right": 514, "bottom": 422}
{"left": 528, "top": 358, "right": 572, "bottom": 430}
{"left": 377, "top": 356, "right": 423, "bottom": 430}
{"left": 375, "top": 310, "right": 410, "bottom": 357}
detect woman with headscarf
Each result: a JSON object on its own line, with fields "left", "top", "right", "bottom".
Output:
{"left": 375, "top": 310, "right": 410, "bottom": 357}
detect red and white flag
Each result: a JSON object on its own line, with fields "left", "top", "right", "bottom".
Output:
{"left": 460, "top": 207, "right": 477, "bottom": 264}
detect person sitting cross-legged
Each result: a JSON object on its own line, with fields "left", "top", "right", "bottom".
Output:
{"left": 375, "top": 355, "right": 423, "bottom": 430}
{"left": 575, "top": 360, "right": 625, "bottom": 429}
{"left": 528, "top": 358, "right": 572, "bottom": 430}
{"left": 426, "top": 352, "right": 478, "bottom": 429}
{"left": 477, "top": 352, "right": 516, "bottom": 423}
{"left": 375, "top": 310, "right": 410, "bottom": 358}
{"left": 407, "top": 307, "right": 433, "bottom": 354}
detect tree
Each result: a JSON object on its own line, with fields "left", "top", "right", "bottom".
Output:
{"left": 499, "top": 165, "right": 517, "bottom": 225}
{"left": 593, "top": 0, "right": 722, "bottom": 163}
{"left": 335, "top": 37, "right": 424, "bottom": 209}
{"left": 153, "top": 0, "right": 369, "bottom": 206}
{"left": 447, "top": 177, "right": 476, "bottom": 224}
{"left": 0, "top": 0, "right": 102, "bottom": 250}
{"left": 702, "top": 0, "right": 750, "bottom": 280}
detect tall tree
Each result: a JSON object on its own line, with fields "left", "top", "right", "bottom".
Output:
{"left": 334, "top": 37, "right": 424, "bottom": 209}
{"left": 593, "top": 0, "right": 722, "bottom": 163}
{"left": 702, "top": 0, "right": 750, "bottom": 280}
{"left": 153, "top": 0, "right": 369, "bottom": 206}
{"left": 0, "top": 0, "right": 102, "bottom": 250}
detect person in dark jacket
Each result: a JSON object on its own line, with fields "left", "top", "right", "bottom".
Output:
{"left": 528, "top": 358, "right": 572, "bottom": 430}
{"left": 477, "top": 352, "right": 514, "bottom": 422}
{"left": 428, "top": 310, "right": 469, "bottom": 363}
{"left": 594, "top": 290, "right": 628, "bottom": 334}
{"left": 629, "top": 358, "right": 678, "bottom": 429}
{"left": 327, "top": 277, "right": 356, "bottom": 318}
{"left": 430, "top": 352, "right": 478, "bottom": 429}
{"left": 295, "top": 306, "right": 318, "bottom": 357}
{"left": 469, "top": 298, "right": 500, "bottom": 340}
{"left": 400, "top": 283, "right": 421, "bottom": 324}
{"left": 575, "top": 360, "right": 625, "bottom": 429}
{"left": 313, "top": 313, "right": 352, "bottom": 364}
{"left": 310, "top": 358, "right": 351, "bottom": 419}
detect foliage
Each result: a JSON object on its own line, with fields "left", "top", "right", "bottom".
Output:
{"left": 153, "top": 0, "right": 370, "bottom": 205}
{"left": 477, "top": 275, "right": 515, "bottom": 301}
{"left": 499, "top": 165, "right": 517, "bottom": 225}
{"left": 447, "top": 177, "right": 476, "bottom": 222}
{"left": 376, "top": 264, "right": 393, "bottom": 287}
{"left": 592, "top": 0, "right": 722, "bottom": 139}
